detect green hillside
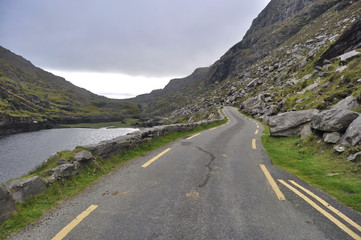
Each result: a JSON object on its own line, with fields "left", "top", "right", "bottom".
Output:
{"left": 0, "top": 46, "right": 141, "bottom": 136}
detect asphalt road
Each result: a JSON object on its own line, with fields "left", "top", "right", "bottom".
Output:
{"left": 8, "top": 107, "right": 361, "bottom": 240}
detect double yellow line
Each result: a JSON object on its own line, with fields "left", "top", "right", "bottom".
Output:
{"left": 259, "top": 164, "right": 361, "bottom": 239}
{"left": 279, "top": 180, "right": 361, "bottom": 240}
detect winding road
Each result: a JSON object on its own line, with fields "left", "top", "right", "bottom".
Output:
{"left": 8, "top": 107, "right": 361, "bottom": 240}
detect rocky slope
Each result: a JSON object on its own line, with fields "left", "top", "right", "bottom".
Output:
{"left": 128, "top": 0, "right": 360, "bottom": 124}
{"left": 0, "top": 46, "right": 141, "bottom": 137}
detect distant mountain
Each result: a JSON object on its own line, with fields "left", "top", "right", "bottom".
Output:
{"left": 128, "top": 0, "right": 360, "bottom": 123}
{"left": 0, "top": 46, "right": 141, "bottom": 136}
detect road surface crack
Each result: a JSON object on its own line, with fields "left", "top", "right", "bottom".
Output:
{"left": 195, "top": 146, "right": 215, "bottom": 188}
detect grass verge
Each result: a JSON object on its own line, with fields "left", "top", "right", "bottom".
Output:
{"left": 261, "top": 133, "right": 361, "bottom": 213}
{"left": 0, "top": 119, "right": 227, "bottom": 239}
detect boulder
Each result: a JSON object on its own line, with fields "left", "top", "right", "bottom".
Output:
{"left": 45, "top": 163, "right": 79, "bottom": 183}
{"left": 73, "top": 150, "right": 94, "bottom": 163}
{"left": 0, "top": 183, "right": 17, "bottom": 224}
{"left": 332, "top": 96, "right": 358, "bottom": 110}
{"left": 269, "top": 109, "right": 318, "bottom": 137}
{"left": 6, "top": 176, "right": 47, "bottom": 203}
{"left": 300, "top": 123, "right": 313, "bottom": 139}
{"left": 339, "top": 50, "right": 361, "bottom": 64}
{"left": 340, "top": 115, "right": 361, "bottom": 146}
{"left": 323, "top": 132, "right": 341, "bottom": 144}
{"left": 311, "top": 109, "right": 359, "bottom": 132}
{"left": 334, "top": 145, "right": 345, "bottom": 153}
{"left": 347, "top": 152, "right": 361, "bottom": 162}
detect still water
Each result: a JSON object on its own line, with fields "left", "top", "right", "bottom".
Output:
{"left": 0, "top": 128, "right": 138, "bottom": 182}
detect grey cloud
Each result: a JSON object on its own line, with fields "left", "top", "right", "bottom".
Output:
{"left": 0, "top": 0, "right": 270, "bottom": 77}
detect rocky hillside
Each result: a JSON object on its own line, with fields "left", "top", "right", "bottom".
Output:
{"left": 0, "top": 46, "right": 141, "bottom": 136}
{"left": 128, "top": 0, "right": 360, "bottom": 125}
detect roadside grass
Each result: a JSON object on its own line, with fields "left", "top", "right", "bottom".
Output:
{"left": 261, "top": 133, "right": 361, "bottom": 213}
{"left": 0, "top": 119, "right": 226, "bottom": 239}
{"left": 60, "top": 118, "right": 139, "bottom": 129}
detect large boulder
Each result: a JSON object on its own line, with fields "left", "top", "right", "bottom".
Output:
{"left": 0, "top": 183, "right": 17, "bottom": 224}
{"left": 6, "top": 176, "right": 47, "bottom": 203}
{"left": 269, "top": 109, "right": 319, "bottom": 137}
{"left": 332, "top": 96, "right": 358, "bottom": 110}
{"left": 340, "top": 115, "right": 361, "bottom": 146}
{"left": 311, "top": 109, "right": 359, "bottom": 132}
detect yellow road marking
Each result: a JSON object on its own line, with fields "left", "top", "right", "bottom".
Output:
{"left": 141, "top": 148, "right": 172, "bottom": 168}
{"left": 255, "top": 130, "right": 259, "bottom": 135}
{"left": 209, "top": 127, "right": 218, "bottom": 131}
{"left": 289, "top": 180, "right": 361, "bottom": 232}
{"left": 51, "top": 204, "right": 98, "bottom": 240}
{"left": 186, "top": 133, "right": 201, "bottom": 140}
{"left": 256, "top": 124, "right": 260, "bottom": 128}
{"left": 278, "top": 180, "right": 361, "bottom": 240}
{"left": 252, "top": 139, "right": 257, "bottom": 149}
{"left": 259, "top": 165, "right": 285, "bottom": 201}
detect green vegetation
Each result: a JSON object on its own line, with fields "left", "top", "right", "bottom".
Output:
{"left": 282, "top": 57, "right": 361, "bottom": 112}
{"left": 0, "top": 119, "right": 226, "bottom": 239}
{"left": 261, "top": 134, "right": 361, "bottom": 212}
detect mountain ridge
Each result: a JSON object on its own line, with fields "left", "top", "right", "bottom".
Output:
{"left": 127, "top": 0, "right": 360, "bottom": 124}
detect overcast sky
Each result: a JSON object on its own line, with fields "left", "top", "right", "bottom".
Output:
{"left": 0, "top": 0, "right": 270, "bottom": 98}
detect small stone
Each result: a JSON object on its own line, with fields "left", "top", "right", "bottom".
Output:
{"left": 323, "top": 132, "right": 341, "bottom": 144}
{"left": 347, "top": 152, "right": 361, "bottom": 162}
{"left": 327, "top": 173, "right": 340, "bottom": 176}
{"left": 57, "top": 159, "right": 67, "bottom": 165}
{"left": 336, "top": 66, "right": 347, "bottom": 72}
{"left": 334, "top": 145, "right": 345, "bottom": 153}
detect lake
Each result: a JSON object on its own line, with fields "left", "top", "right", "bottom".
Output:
{"left": 0, "top": 127, "right": 138, "bottom": 182}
